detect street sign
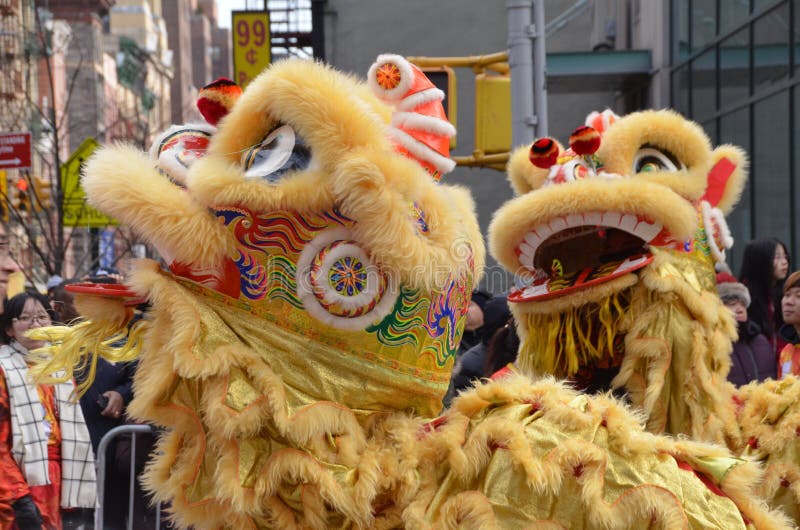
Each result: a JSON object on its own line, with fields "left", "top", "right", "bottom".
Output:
{"left": 232, "top": 11, "right": 271, "bottom": 89}
{"left": 0, "top": 132, "right": 32, "bottom": 170}
{"left": 60, "top": 137, "right": 117, "bottom": 228}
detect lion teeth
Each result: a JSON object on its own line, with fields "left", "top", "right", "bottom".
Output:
{"left": 601, "top": 212, "right": 622, "bottom": 226}
{"left": 549, "top": 217, "right": 568, "bottom": 232}
{"left": 518, "top": 242, "right": 535, "bottom": 258}
{"left": 536, "top": 223, "right": 554, "bottom": 241}
{"left": 633, "top": 221, "right": 661, "bottom": 242}
{"left": 566, "top": 213, "right": 584, "bottom": 226}
{"left": 524, "top": 231, "right": 542, "bottom": 249}
{"left": 583, "top": 212, "right": 602, "bottom": 225}
{"left": 515, "top": 211, "right": 664, "bottom": 272}
{"left": 619, "top": 214, "right": 638, "bottom": 233}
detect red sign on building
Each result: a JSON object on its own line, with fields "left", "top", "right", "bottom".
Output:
{"left": 0, "top": 132, "right": 32, "bottom": 170}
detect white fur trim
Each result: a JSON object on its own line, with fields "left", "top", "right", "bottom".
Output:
{"left": 367, "top": 54, "right": 415, "bottom": 102}
{"left": 585, "top": 109, "right": 619, "bottom": 134}
{"left": 389, "top": 128, "right": 456, "bottom": 174}
{"left": 391, "top": 112, "right": 457, "bottom": 138}
{"left": 396, "top": 88, "right": 445, "bottom": 112}
{"left": 701, "top": 200, "right": 734, "bottom": 263}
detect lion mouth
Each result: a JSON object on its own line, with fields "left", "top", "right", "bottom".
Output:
{"left": 511, "top": 211, "right": 664, "bottom": 302}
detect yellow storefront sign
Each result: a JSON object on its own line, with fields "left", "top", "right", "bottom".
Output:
{"left": 232, "top": 11, "right": 271, "bottom": 89}
{"left": 61, "top": 138, "right": 117, "bottom": 228}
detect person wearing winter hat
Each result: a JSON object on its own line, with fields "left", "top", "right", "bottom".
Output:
{"left": 716, "top": 272, "right": 777, "bottom": 385}
{"left": 778, "top": 271, "right": 800, "bottom": 378}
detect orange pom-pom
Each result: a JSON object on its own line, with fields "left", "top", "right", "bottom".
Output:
{"left": 529, "top": 138, "right": 559, "bottom": 169}
{"left": 375, "top": 62, "right": 402, "bottom": 90}
{"left": 569, "top": 125, "right": 601, "bottom": 155}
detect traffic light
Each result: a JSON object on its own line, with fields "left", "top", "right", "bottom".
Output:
{"left": 32, "top": 176, "right": 52, "bottom": 211}
{"left": 421, "top": 66, "right": 457, "bottom": 148}
{"left": 13, "top": 177, "right": 30, "bottom": 214}
{"left": 474, "top": 73, "right": 511, "bottom": 155}
{"left": 0, "top": 170, "right": 7, "bottom": 222}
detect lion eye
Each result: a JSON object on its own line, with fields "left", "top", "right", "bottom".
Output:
{"left": 633, "top": 147, "right": 682, "bottom": 174}
{"left": 242, "top": 125, "right": 311, "bottom": 182}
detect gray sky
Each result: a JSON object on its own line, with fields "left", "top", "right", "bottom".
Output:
{"left": 217, "top": 0, "right": 252, "bottom": 29}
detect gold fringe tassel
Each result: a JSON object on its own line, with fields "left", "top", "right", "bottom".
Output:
{"left": 518, "top": 290, "right": 631, "bottom": 377}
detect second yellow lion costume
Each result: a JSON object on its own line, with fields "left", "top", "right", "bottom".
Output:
{"left": 491, "top": 108, "right": 800, "bottom": 524}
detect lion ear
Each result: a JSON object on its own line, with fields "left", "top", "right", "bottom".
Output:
{"left": 148, "top": 123, "right": 216, "bottom": 186}
{"left": 507, "top": 140, "right": 562, "bottom": 195}
{"left": 700, "top": 145, "right": 748, "bottom": 214}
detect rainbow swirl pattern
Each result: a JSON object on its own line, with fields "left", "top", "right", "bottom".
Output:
{"left": 206, "top": 205, "right": 469, "bottom": 373}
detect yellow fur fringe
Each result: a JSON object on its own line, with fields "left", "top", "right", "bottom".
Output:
{"left": 406, "top": 376, "right": 791, "bottom": 529}
{"left": 27, "top": 315, "right": 145, "bottom": 396}
{"left": 735, "top": 376, "right": 800, "bottom": 523}
{"left": 610, "top": 274, "right": 740, "bottom": 445}
{"left": 517, "top": 289, "right": 631, "bottom": 377}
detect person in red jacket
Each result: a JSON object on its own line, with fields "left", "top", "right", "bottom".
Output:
{"left": 779, "top": 271, "right": 800, "bottom": 379}
{"left": 0, "top": 292, "right": 95, "bottom": 529}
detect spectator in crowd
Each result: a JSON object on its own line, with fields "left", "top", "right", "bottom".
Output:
{"left": 457, "top": 290, "right": 491, "bottom": 356}
{"left": 54, "top": 276, "right": 138, "bottom": 530}
{"left": 739, "top": 237, "right": 790, "bottom": 353}
{"left": 716, "top": 272, "right": 776, "bottom": 385}
{"left": 49, "top": 280, "right": 78, "bottom": 326}
{"left": 0, "top": 223, "right": 21, "bottom": 317}
{"left": 778, "top": 271, "right": 800, "bottom": 379}
{"left": 45, "top": 275, "right": 63, "bottom": 300}
{"left": 0, "top": 291, "right": 95, "bottom": 529}
{"left": 51, "top": 279, "right": 134, "bottom": 451}
{"left": 483, "top": 316, "right": 520, "bottom": 379}
{"left": 445, "top": 293, "right": 511, "bottom": 405}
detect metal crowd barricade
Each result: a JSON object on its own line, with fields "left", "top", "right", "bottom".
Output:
{"left": 94, "top": 424, "right": 162, "bottom": 530}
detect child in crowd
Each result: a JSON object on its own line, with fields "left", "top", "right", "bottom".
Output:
{"left": 717, "top": 272, "right": 776, "bottom": 385}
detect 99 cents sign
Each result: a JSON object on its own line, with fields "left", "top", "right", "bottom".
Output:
{"left": 232, "top": 11, "right": 271, "bottom": 89}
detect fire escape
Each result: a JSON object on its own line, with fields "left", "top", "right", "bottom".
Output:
{"left": 266, "top": 0, "right": 312, "bottom": 60}
{"left": 0, "top": 0, "right": 26, "bottom": 104}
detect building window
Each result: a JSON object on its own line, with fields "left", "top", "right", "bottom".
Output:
{"left": 670, "top": 0, "right": 798, "bottom": 271}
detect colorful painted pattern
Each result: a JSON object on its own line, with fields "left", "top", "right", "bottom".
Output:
{"left": 328, "top": 255, "right": 366, "bottom": 295}
{"left": 410, "top": 201, "right": 429, "bottom": 234}
{"left": 265, "top": 255, "right": 303, "bottom": 310}
{"left": 693, "top": 207, "right": 711, "bottom": 258}
{"left": 156, "top": 128, "right": 212, "bottom": 168}
{"left": 201, "top": 206, "right": 468, "bottom": 368}
{"left": 215, "top": 207, "right": 354, "bottom": 302}
{"left": 426, "top": 274, "right": 471, "bottom": 357}
{"left": 367, "top": 287, "right": 430, "bottom": 347}
{"left": 308, "top": 239, "right": 386, "bottom": 319}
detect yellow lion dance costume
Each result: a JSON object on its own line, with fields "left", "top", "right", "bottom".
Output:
{"left": 31, "top": 56, "right": 791, "bottom": 528}
{"left": 492, "top": 109, "right": 800, "bottom": 524}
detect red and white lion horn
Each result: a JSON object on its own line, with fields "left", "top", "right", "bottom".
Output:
{"left": 368, "top": 54, "right": 457, "bottom": 180}
{"left": 584, "top": 109, "right": 619, "bottom": 135}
